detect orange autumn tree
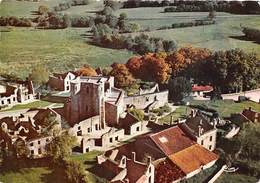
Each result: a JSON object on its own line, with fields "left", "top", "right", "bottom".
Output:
{"left": 166, "top": 47, "right": 211, "bottom": 76}
{"left": 76, "top": 65, "right": 98, "bottom": 76}
{"left": 126, "top": 56, "right": 143, "bottom": 77}
{"left": 126, "top": 53, "right": 171, "bottom": 84}
{"left": 110, "top": 63, "right": 135, "bottom": 88}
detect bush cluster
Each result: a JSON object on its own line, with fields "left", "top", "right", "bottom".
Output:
{"left": 158, "top": 19, "right": 215, "bottom": 30}
{"left": 54, "top": 0, "right": 90, "bottom": 12}
{"left": 242, "top": 27, "right": 260, "bottom": 42}
{"left": 0, "top": 16, "right": 32, "bottom": 27}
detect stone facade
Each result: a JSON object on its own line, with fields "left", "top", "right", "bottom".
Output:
{"left": 48, "top": 72, "right": 76, "bottom": 92}
{"left": 0, "top": 79, "right": 35, "bottom": 108}
{"left": 0, "top": 108, "right": 61, "bottom": 158}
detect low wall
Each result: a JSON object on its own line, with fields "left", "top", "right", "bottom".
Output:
{"left": 208, "top": 165, "right": 227, "bottom": 183}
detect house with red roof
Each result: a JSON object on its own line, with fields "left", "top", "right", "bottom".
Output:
{"left": 191, "top": 84, "right": 213, "bottom": 98}
{"left": 93, "top": 125, "right": 219, "bottom": 182}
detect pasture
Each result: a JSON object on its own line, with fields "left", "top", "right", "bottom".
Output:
{"left": 119, "top": 7, "right": 260, "bottom": 56}
{"left": 0, "top": 28, "right": 133, "bottom": 79}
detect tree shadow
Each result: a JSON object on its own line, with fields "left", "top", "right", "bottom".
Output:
{"left": 229, "top": 35, "right": 260, "bottom": 44}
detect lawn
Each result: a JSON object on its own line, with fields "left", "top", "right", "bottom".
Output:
{"left": 0, "top": 167, "right": 51, "bottom": 183}
{"left": 158, "top": 100, "right": 260, "bottom": 124}
{"left": 0, "top": 27, "right": 133, "bottom": 79}
{"left": 190, "top": 100, "right": 260, "bottom": 118}
{"left": 0, "top": 100, "right": 53, "bottom": 112}
{"left": 70, "top": 151, "right": 105, "bottom": 183}
{"left": 159, "top": 106, "right": 188, "bottom": 124}
{"left": 216, "top": 172, "right": 258, "bottom": 183}
{"left": 0, "top": 151, "right": 104, "bottom": 183}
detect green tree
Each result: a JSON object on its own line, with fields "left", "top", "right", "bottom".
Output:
{"left": 46, "top": 131, "right": 77, "bottom": 161}
{"left": 64, "top": 160, "right": 87, "bottom": 183}
{"left": 13, "top": 138, "right": 29, "bottom": 158}
{"left": 128, "top": 108, "right": 144, "bottom": 121}
{"left": 29, "top": 65, "right": 49, "bottom": 86}
{"left": 168, "top": 77, "right": 191, "bottom": 102}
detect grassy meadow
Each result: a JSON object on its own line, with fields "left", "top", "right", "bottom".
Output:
{"left": 1, "top": 2, "right": 260, "bottom": 78}
{"left": 119, "top": 7, "right": 260, "bottom": 56}
{"left": 0, "top": 27, "right": 133, "bottom": 78}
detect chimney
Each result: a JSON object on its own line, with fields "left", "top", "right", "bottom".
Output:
{"left": 132, "top": 152, "right": 136, "bottom": 162}
{"left": 147, "top": 156, "right": 152, "bottom": 165}
{"left": 170, "top": 115, "right": 174, "bottom": 125}
{"left": 191, "top": 109, "right": 196, "bottom": 117}
{"left": 198, "top": 125, "right": 204, "bottom": 136}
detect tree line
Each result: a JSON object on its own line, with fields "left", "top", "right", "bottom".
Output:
{"left": 107, "top": 47, "right": 259, "bottom": 96}
{"left": 164, "top": 1, "right": 260, "bottom": 14}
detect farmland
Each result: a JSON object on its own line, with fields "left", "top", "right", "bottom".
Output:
{"left": 118, "top": 7, "right": 260, "bottom": 56}
{"left": 1, "top": 2, "right": 260, "bottom": 78}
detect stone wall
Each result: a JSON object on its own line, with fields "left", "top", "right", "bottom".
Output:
{"left": 124, "top": 91, "right": 168, "bottom": 110}
{"left": 48, "top": 76, "right": 64, "bottom": 91}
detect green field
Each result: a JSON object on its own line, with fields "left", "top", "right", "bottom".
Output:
{"left": 159, "top": 100, "right": 260, "bottom": 124}
{"left": 190, "top": 100, "right": 260, "bottom": 118}
{"left": 216, "top": 172, "right": 258, "bottom": 183}
{"left": 0, "top": 28, "right": 133, "bottom": 78}
{"left": 0, "top": 151, "right": 103, "bottom": 183}
{"left": 0, "top": 167, "right": 51, "bottom": 183}
{"left": 120, "top": 7, "right": 260, "bottom": 56}
{"left": 0, "top": 100, "right": 53, "bottom": 112}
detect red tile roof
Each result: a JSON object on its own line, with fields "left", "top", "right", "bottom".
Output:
{"left": 169, "top": 144, "right": 219, "bottom": 175}
{"left": 192, "top": 85, "right": 213, "bottom": 92}
{"left": 126, "top": 159, "right": 147, "bottom": 183}
{"left": 155, "top": 159, "right": 185, "bottom": 183}
{"left": 150, "top": 126, "right": 195, "bottom": 156}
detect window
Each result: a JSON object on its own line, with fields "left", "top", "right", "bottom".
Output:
{"left": 38, "top": 148, "right": 42, "bottom": 154}
{"left": 109, "top": 137, "right": 113, "bottom": 143}
{"left": 31, "top": 150, "right": 34, "bottom": 155}
{"left": 149, "top": 166, "right": 152, "bottom": 173}
{"left": 95, "top": 124, "right": 98, "bottom": 131}
{"left": 13, "top": 97, "right": 16, "bottom": 101}
{"left": 30, "top": 142, "right": 34, "bottom": 146}
{"left": 201, "top": 140, "right": 204, "bottom": 146}
{"left": 46, "top": 138, "right": 49, "bottom": 143}
{"left": 38, "top": 141, "right": 41, "bottom": 145}
{"left": 146, "top": 97, "right": 149, "bottom": 102}
{"left": 85, "top": 148, "right": 89, "bottom": 152}
{"left": 66, "top": 86, "right": 69, "bottom": 90}
{"left": 115, "top": 136, "right": 119, "bottom": 141}
{"left": 88, "top": 128, "right": 91, "bottom": 133}
{"left": 136, "top": 126, "right": 140, "bottom": 132}
{"left": 78, "top": 126, "right": 81, "bottom": 130}
{"left": 77, "top": 131, "right": 82, "bottom": 136}
{"left": 7, "top": 99, "right": 11, "bottom": 104}
{"left": 209, "top": 136, "right": 213, "bottom": 141}
{"left": 1, "top": 101, "right": 4, "bottom": 105}
{"left": 148, "top": 176, "right": 152, "bottom": 183}
{"left": 209, "top": 145, "right": 212, "bottom": 150}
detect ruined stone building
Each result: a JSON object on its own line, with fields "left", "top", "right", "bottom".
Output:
{"left": 0, "top": 78, "right": 35, "bottom": 108}
{"left": 0, "top": 108, "right": 61, "bottom": 158}
{"left": 48, "top": 72, "right": 77, "bottom": 92}
{"left": 59, "top": 75, "right": 168, "bottom": 153}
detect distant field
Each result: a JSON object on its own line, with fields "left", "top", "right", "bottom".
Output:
{"left": 120, "top": 7, "right": 260, "bottom": 56}
{"left": 216, "top": 172, "right": 258, "bottom": 183}
{"left": 0, "top": 28, "right": 133, "bottom": 78}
